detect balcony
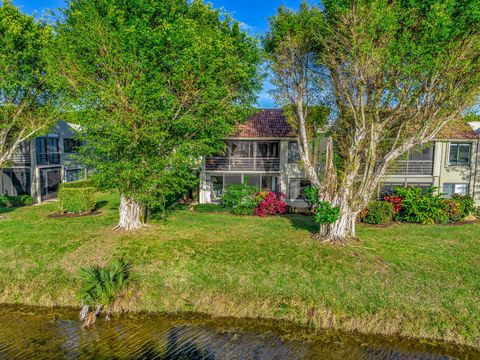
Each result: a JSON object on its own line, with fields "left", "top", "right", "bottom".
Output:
{"left": 12, "top": 153, "right": 31, "bottom": 166}
{"left": 387, "top": 160, "right": 434, "bottom": 176}
{"left": 36, "top": 153, "right": 61, "bottom": 166}
{"left": 205, "top": 157, "right": 280, "bottom": 172}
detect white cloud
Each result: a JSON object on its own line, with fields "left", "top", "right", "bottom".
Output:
{"left": 239, "top": 22, "right": 256, "bottom": 32}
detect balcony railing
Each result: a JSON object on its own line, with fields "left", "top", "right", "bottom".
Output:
{"left": 36, "top": 153, "right": 61, "bottom": 166}
{"left": 387, "top": 160, "right": 434, "bottom": 176}
{"left": 205, "top": 157, "right": 280, "bottom": 172}
{"left": 12, "top": 153, "right": 31, "bottom": 165}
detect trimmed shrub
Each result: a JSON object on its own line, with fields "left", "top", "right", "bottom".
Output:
{"left": 193, "top": 203, "right": 226, "bottom": 213}
{"left": 452, "top": 194, "right": 474, "bottom": 220}
{"left": 393, "top": 186, "right": 448, "bottom": 224}
{"left": 0, "top": 195, "right": 33, "bottom": 208}
{"left": 222, "top": 183, "right": 258, "bottom": 215}
{"left": 254, "top": 192, "right": 288, "bottom": 217}
{"left": 58, "top": 187, "right": 96, "bottom": 213}
{"left": 363, "top": 201, "right": 394, "bottom": 225}
{"left": 441, "top": 199, "right": 462, "bottom": 222}
{"left": 60, "top": 179, "right": 95, "bottom": 189}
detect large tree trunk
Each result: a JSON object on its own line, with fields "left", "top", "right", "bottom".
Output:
{"left": 317, "top": 206, "right": 358, "bottom": 244}
{"left": 115, "top": 194, "right": 144, "bottom": 231}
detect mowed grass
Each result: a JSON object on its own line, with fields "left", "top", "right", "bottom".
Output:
{"left": 0, "top": 192, "right": 479, "bottom": 347}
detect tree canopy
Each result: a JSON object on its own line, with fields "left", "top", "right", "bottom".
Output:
{"left": 0, "top": 0, "right": 57, "bottom": 166}
{"left": 266, "top": 0, "right": 480, "bottom": 243}
{"left": 56, "top": 0, "right": 263, "bottom": 229}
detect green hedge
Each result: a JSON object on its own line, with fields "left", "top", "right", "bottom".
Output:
{"left": 58, "top": 187, "right": 96, "bottom": 213}
{"left": 363, "top": 201, "right": 394, "bottom": 225}
{"left": 59, "top": 179, "right": 95, "bottom": 189}
{"left": 193, "top": 203, "right": 226, "bottom": 213}
{"left": 0, "top": 195, "right": 33, "bottom": 208}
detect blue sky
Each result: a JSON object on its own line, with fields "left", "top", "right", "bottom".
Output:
{"left": 11, "top": 0, "right": 307, "bottom": 108}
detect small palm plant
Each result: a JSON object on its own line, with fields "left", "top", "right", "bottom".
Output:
{"left": 79, "top": 258, "right": 133, "bottom": 328}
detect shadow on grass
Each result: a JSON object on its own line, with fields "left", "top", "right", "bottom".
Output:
{"left": 282, "top": 214, "right": 318, "bottom": 234}
{"left": 95, "top": 200, "right": 110, "bottom": 211}
{"left": 0, "top": 206, "right": 27, "bottom": 216}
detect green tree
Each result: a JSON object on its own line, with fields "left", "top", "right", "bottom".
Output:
{"left": 266, "top": 0, "right": 480, "bottom": 243}
{"left": 56, "top": 0, "right": 262, "bottom": 230}
{"left": 0, "top": 1, "right": 57, "bottom": 167}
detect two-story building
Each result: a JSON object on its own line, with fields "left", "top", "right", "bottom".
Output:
{"left": 0, "top": 121, "right": 87, "bottom": 203}
{"left": 199, "top": 109, "right": 480, "bottom": 207}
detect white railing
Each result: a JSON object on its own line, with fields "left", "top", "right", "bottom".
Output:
{"left": 205, "top": 157, "right": 280, "bottom": 172}
{"left": 387, "top": 160, "right": 434, "bottom": 176}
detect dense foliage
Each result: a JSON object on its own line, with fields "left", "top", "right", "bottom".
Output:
{"left": 363, "top": 201, "right": 394, "bottom": 225}
{"left": 58, "top": 188, "right": 96, "bottom": 214}
{"left": 222, "top": 183, "right": 258, "bottom": 215}
{"left": 314, "top": 201, "right": 340, "bottom": 225}
{"left": 0, "top": 195, "right": 33, "bottom": 208}
{"left": 452, "top": 194, "right": 475, "bottom": 220}
{"left": 0, "top": 1, "right": 58, "bottom": 166}
{"left": 441, "top": 199, "right": 462, "bottom": 222}
{"left": 55, "top": 0, "right": 263, "bottom": 228}
{"left": 393, "top": 187, "right": 448, "bottom": 224}
{"left": 383, "top": 195, "right": 403, "bottom": 214}
{"left": 254, "top": 191, "right": 288, "bottom": 217}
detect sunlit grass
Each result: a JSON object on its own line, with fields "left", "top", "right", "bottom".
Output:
{"left": 0, "top": 192, "right": 479, "bottom": 347}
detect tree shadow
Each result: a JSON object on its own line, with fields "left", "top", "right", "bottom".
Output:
{"left": 0, "top": 206, "right": 24, "bottom": 217}
{"left": 282, "top": 213, "right": 318, "bottom": 234}
{"left": 94, "top": 200, "right": 109, "bottom": 211}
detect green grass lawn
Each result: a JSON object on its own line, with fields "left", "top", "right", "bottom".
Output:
{"left": 0, "top": 192, "right": 479, "bottom": 347}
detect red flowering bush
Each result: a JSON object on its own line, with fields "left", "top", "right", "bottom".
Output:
{"left": 383, "top": 195, "right": 403, "bottom": 214}
{"left": 254, "top": 192, "right": 288, "bottom": 217}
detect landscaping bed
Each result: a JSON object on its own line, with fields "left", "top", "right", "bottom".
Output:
{"left": 0, "top": 192, "right": 479, "bottom": 348}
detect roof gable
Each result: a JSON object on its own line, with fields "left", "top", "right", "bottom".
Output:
{"left": 234, "top": 109, "right": 295, "bottom": 138}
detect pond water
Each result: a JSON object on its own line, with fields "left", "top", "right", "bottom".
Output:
{"left": 0, "top": 305, "right": 478, "bottom": 359}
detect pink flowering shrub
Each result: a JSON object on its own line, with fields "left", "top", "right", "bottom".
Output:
{"left": 254, "top": 191, "right": 288, "bottom": 217}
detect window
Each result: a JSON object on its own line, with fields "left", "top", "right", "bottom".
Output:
{"left": 245, "top": 174, "right": 261, "bottom": 188}
{"left": 288, "top": 142, "right": 301, "bottom": 163}
{"left": 224, "top": 174, "right": 242, "bottom": 186}
{"left": 261, "top": 175, "right": 277, "bottom": 192}
{"left": 64, "top": 138, "right": 83, "bottom": 153}
{"left": 210, "top": 175, "right": 224, "bottom": 201}
{"left": 66, "top": 169, "right": 83, "bottom": 182}
{"left": 379, "top": 183, "right": 404, "bottom": 196}
{"left": 36, "top": 135, "right": 60, "bottom": 165}
{"left": 443, "top": 183, "right": 469, "bottom": 198}
{"left": 229, "top": 141, "right": 253, "bottom": 158}
{"left": 288, "top": 179, "right": 310, "bottom": 200}
{"left": 379, "top": 183, "right": 433, "bottom": 197}
{"left": 448, "top": 143, "right": 471, "bottom": 166}
{"left": 409, "top": 146, "right": 434, "bottom": 161}
{"left": 257, "top": 142, "right": 279, "bottom": 158}
{"left": 1, "top": 169, "right": 31, "bottom": 195}
{"left": 16, "top": 142, "right": 30, "bottom": 155}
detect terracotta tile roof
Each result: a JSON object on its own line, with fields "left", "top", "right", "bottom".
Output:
{"left": 435, "top": 118, "right": 478, "bottom": 140}
{"left": 234, "top": 109, "right": 478, "bottom": 140}
{"left": 234, "top": 109, "right": 295, "bottom": 138}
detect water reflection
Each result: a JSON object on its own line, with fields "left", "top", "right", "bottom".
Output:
{"left": 0, "top": 305, "right": 477, "bottom": 359}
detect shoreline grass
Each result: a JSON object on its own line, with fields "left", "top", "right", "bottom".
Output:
{"left": 1, "top": 192, "right": 479, "bottom": 348}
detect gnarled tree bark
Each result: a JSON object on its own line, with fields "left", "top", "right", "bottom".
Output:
{"left": 115, "top": 194, "right": 144, "bottom": 231}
